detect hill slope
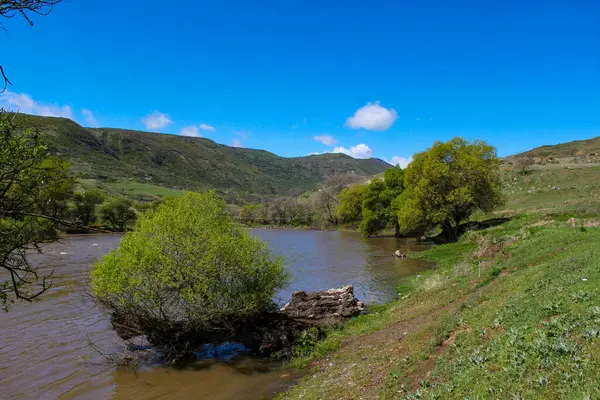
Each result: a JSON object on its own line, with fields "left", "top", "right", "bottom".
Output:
{"left": 506, "top": 136, "right": 600, "bottom": 165}
{"left": 13, "top": 114, "right": 390, "bottom": 197}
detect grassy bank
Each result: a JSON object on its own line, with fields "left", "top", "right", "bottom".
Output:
{"left": 279, "top": 211, "right": 600, "bottom": 399}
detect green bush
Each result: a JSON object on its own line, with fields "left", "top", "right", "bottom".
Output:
{"left": 98, "top": 197, "right": 137, "bottom": 231}
{"left": 90, "top": 191, "right": 289, "bottom": 355}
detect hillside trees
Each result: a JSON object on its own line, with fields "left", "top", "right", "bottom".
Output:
{"left": 397, "top": 138, "right": 504, "bottom": 240}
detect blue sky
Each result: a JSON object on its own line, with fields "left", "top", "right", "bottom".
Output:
{"left": 1, "top": 0, "right": 599, "bottom": 166}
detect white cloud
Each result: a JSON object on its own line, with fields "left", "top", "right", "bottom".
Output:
{"left": 307, "top": 151, "right": 321, "bottom": 156}
{"left": 333, "top": 143, "right": 373, "bottom": 159}
{"left": 180, "top": 125, "right": 201, "bottom": 137}
{"left": 199, "top": 123, "right": 216, "bottom": 132}
{"left": 142, "top": 110, "right": 172, "bottom": 130}
{"left": 234, "top": 130, "right": 250, "bottom": 140}
{"left": 313, "top": 135, "right": 337, "bottom": 146}
{"left": 387, "top": 156, "right": 413, "bottom": 169}
{"left": 81, "top": 108, "right": 98, "bottom": 127}
{"left": 345, "top": 101, "right": 398, "bottom": 131}
{"left": 0, "top": 90, "right": 73, "bottom": 119}
{"left": 231, "top": 130, "right": 250, "bottom": 147}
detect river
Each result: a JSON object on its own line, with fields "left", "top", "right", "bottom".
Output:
{"left": 0, "top": 229, "right": 431, "bottom": 399}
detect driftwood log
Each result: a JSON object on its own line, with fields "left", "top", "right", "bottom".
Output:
{"left": 280, "top": 285, "right": 364, "bottom": 321}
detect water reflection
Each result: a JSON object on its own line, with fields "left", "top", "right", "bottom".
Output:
{"left": 252, "top": 229, "right": 432, "bottom": 304}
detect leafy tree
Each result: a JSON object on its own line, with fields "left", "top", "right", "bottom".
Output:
{"left": 99, "top": 198, "right": 137, "bottom": 232}
{"left": 317, "top": 173, "right": 361, "bottom": 225}
{"left": 336, "top": 184, "right": 368, "bottom": 224}
{"left": 72, "top": 190, "right": 104, "bottom": 226}
{"left": 90, "top": 191, "right": 289, "bottom": 360}
{"left": 397, "top": 137, "right": 504, "bottom": 240}
{"left": 0, "top": 111, "right": 73, "bottom": 308}
{"left": 359, "top": 166, "right": 404, "bottom": 237}
{"left": 240, "top": 204, "right": 261, "bottom": 224}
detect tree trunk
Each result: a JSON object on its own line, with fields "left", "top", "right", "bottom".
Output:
{"left": 441, "top": 221, "right": 458, "bottom": 242}
{"left": 394, "top": 218, "right": 401, "bottom": 238}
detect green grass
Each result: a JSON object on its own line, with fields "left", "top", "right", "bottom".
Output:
{"left": 103, "top": 181, "right": 183, "bottom": 198}
{"left": 77, "top": 179, "right": 183, "bottom": 202}
{"left": 280, "top": 214, "right": 600, "bottom": 399}
{"left": 400, "top": 221, "right": 600, "bottom": 399}
{"left": 501, "top": 165, "right": 600, "bottom": 214}
{"left": 278, "top": 160, "right": 600, "bottom": 399}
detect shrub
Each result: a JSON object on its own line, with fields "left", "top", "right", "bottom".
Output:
{"left": 90, "top": 191, "right": 290, "bottom": 360}
{"left": 98, "top": 197, "right": 137, "bottom": 231}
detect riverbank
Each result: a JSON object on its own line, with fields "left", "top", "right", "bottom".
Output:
{"left": 277, "top": 213, "right": 600, "bottom": 399}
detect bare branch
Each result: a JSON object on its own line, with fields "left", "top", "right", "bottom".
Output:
{"left": 0, "top": 65, "right": 11, "bottom": 92}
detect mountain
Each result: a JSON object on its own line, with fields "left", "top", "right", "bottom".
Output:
{"left": 13, "top": 114, "right": 390, "bottom": 197}
{"left": 505, "top": 136, "right": 600, "bottom": 165}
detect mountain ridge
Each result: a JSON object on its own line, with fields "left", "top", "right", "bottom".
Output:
{"left": 12, "top": 114, "right": 391, "bottom": 197}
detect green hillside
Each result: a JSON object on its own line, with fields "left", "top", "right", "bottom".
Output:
{"left": 13, "top": 114, "right": 390, "bottom": 198}
{"left": 505, "top": 136, "right": 600, "bottom": 165}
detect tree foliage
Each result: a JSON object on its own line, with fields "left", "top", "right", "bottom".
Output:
{"left": 72, "top": 190, "right": 104, "bottom": 226}
{"left": 99, "top": 198, "right": 136, "bottom": 232}
{"left": 318, "top": 173, "right": 361, "bottom": 225}
{"left": 358, "top": 166, "right": 404, "bottom": 237}
{"left": 397, "top": 137, "right": 504, "bottom": 240}
{"left": 0, "top": 111, "right": 73, "bottom": 309}
{"left": 336, "top": 184, "right": 368, "bottom": 224}
{"left": 91, "top": 191, "right": 289, "bottom": 358}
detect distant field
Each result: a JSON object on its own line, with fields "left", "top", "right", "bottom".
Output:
{"left": 77, "top": 179, "right": 183, "bottom": 201}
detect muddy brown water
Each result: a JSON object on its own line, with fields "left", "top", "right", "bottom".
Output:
{"left": 0, "top": 229, "right": 431, "bottom": 399}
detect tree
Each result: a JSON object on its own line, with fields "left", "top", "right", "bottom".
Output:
{"left": 72, "top": 190, "right": 104, "bottom": 227}
{"left": 0, "top": 111, "right": 73, "bottom": 309}
{"left": 99, "top": 198, "right": 137, "bottom": 232}
{"left": 90, "top": 191, "right": 289, "bottom": 361}
{"left": 317, "top": 173, "right": 361, "bottom": 225}
{"left": 1, "top": 1, "right": 64, "bottom": 91}
{"left": 397, "top": 137, "right": 504, "bottom": 241}
{"left": 336, "top": 184, "right": 368, "bottom": 224}
{"left": 358, "top": 166, "right": 404, "bottom": 237}
{"left": 240, "top": 204, "right": 261, "bottom": 224}
{"left": 514, "top": 154, "right": 534, "bottom": 175}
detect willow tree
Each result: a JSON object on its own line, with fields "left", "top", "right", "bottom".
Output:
{"left": 359, "top": 166, "right": 404, "bottom": 237}
{"left": 91, "top": 191, "right": 290, "bottom": 361}
{"left": 397, "top": 137, "right": 504, "bottom": 241}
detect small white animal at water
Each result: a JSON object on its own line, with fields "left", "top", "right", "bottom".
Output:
{"left": 394, "top": 250, "right": 407, "bottom": 258}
